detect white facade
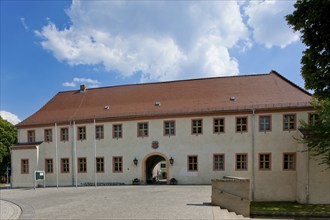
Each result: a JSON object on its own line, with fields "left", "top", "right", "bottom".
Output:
{"left": 11, "top": 109, "right": 330, "bottom": 203}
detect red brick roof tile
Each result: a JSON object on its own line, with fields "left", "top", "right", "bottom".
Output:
{"left": 16, "top": 71, "right": 311, "bottom": 127}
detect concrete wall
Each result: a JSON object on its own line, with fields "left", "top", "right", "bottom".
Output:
{"left": 12, "top": 109, "right": 330, "bottom": 203}
{"left": 211, "top": 178, "right": 250, "bottom": 217}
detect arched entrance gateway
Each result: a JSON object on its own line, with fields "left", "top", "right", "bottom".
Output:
{"left": 142, "top": 152, "right": 170, "bottom": 184}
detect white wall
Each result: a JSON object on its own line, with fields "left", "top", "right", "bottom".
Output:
{"left": 13, "top": 110, "right": 330, "bottom": 203}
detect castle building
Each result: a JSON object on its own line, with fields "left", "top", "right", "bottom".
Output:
{"left": 11, "top": 71, "right": 329, "bottom": 203}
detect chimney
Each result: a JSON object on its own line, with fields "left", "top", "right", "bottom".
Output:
{"left": 80, "top": 84, "right": 86, "bottom": 93}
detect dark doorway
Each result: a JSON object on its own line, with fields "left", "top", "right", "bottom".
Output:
{"left": 145, "top": 155, "right": 168, "bottom": 184}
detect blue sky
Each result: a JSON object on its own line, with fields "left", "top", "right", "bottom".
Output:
{"left": 1, "top": 0, "right": 306, "bottom": 125}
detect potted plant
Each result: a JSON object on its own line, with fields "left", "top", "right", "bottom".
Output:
{"left": 132, "top": 178, "right": 140, "bottom": 185}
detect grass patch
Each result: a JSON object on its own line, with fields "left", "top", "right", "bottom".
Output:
{"left": 251, "top": 201, "right": 330, "bottom": 214}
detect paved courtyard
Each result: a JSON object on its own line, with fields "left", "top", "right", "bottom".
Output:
{"left": 1, "top": 185, "right": 217, "bottom": 219}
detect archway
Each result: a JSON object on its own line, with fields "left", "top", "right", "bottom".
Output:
{"left": 142, "top": 152, "right": 170, "bottom": 184}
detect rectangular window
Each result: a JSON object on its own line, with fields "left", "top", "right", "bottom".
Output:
{"left": 44, "top": 129, "right": 53, "bottom": 142}
{"left": 214, "top": 118, "right": 225, "bottom": 133}
{"left": 78, "top": 126, "right": 86, "bottom": 140}
{"left": 61, "top": 158, "right": 70, "bottom": 173}
{"left": 95, "top": 125, "right": 104, "bottom": 139}
{"left": 137, "top": 122, "right": 148, "bottom": 137}
{"left": 96, "top": 157, "right": 104, "bottom": 173}
{"left": 164, "top": 121, "right": 175, "bottom": 136}
{"left": 236, "top": 117, "right": 248, "bottom": 132}
{"left": 188, "top": 155, "right": 198, "bottom": 171}
{"left": 45, "top": 159, "right": 53, "bottom": 173}
{"left": 192, "top": 119, "right": 202, "bottom": 135}
{"left": 213, "top": 154, "right": 225, "bottom": 171}
{"left": 259, "top": 153, "right": 271, "bottom": 170}
{"left": 78, "top": 157, "right": 87, "bottom": 173}
{"left": 27, "top": 130, "right": 35, "bottom": 142}
{"left": 283, "top": 114, "right": 296, "bottom": 130}
{"left": 113, "top": 124, "right": 123, "bottom": 139}
{"left": 236, "top": 154, "right": 248, "bottom": 170}
{"left": 308, "top": 113, "right": 319, "bottom": 125}
{"left": 283, "top": 153, "right": 296, "bottom": 170}
{"left": 60, "top": 128, "right": 69, "bottom": 142}
{"left": 160, "top": 163, "right": 166, "bottom": 169}
{"left": 113, "top": 157, "right": 123, "bottom": 173}
{"left": 259, "top": 115, "right": 271, "bottom": 132}
{"left": 21, "top": 159, "right": 29, "bottom": 174}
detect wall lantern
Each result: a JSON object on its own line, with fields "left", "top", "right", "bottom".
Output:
{"left": 133, "top": 157, "right": 138, "bottom": 166}
{"left": 169, "top": 157, "right": 174, "bottom": 165}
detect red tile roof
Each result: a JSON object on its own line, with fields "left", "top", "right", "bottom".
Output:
{"left": 17, "top": 71, "right": 311, "bottom": 128}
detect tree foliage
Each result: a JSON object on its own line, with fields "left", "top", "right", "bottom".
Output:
{"left": 298, "top": 99, "right": 330, "bottom": 168}
{"left": 0, "top": 116, "right": 17, "bottom": 175}
{"left": 286, "top": 0, "right": 330, "bottom": 99}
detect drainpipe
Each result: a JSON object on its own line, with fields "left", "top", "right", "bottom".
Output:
{"left": 73, "top": 121, "right": 78, "bottom": 187}
{"left": 306, "top": 149, "right": 310, "bottom": 203}
{"left": 55, "top": 123, "right": 58, "bottom": 188}
{"left": 93, "top": 119, "right": 97, "bottom": 187}
{"left": 251, "top": 109, "right": 255, "bottom": 201}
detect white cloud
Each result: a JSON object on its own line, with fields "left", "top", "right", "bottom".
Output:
{"left": 62, "top": 77, "right": 101, "bottom": 88}
{"left": 36, "top": 1, "right": 249, "bottom": 81}
{"left": 20, "top": 17, "right": 29, "bottom": 30}
{"left": 0, "top": 111, "right": 21, "bottom": 125}
{"left": 36, "top": 0, "right": 299, "bottom": 82}
{"left": 244, "top": 1, "right": 299, "bottom": 48}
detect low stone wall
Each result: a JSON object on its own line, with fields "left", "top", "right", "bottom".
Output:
{"left": 211, "top": 176, "right": 250, "bottom": 217}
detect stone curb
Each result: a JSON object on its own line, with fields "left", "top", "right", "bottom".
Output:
{"left": 0, "top": 200, "right": 21, "bottom": 220}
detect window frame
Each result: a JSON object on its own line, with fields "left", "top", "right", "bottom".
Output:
{"left": 259, "top": 153, "right": 272, "bottom": 171}
{"left": 213, "top": 154, "right": 225, "bottom": 171}
{"left": 44, "top": 129, "right": 53, "bottom": 142}
{"left": 60, "top": 127, "right": 69, "bottom": 142}
{"left": 61, "top": 158, "right": 70, "bottom": 173}
{"left": 163, "top": 120, "right": 176, "bottom": 136}
{"left": 236, "top": 153, "right": 248, "bottom": 171}
{"left": 187, "top": 155, "right": 198, "bottom": 172}
{"left": 236, "top": 117, "right": 248, "bottom": 133}
{"left": 78, "top": 157, "right": 87, "bottom": 173}
{"left": 95, "top": 125, "right": 104, "bottom": 139}
{"left": 96, "top": 157, "right": 104, "bottom": 173}
{"left": 191, "top": 119, "right": 203, "bottom": 135}
{"left": 283, "top": 114, "right": 296, "bottom": 131}
{"left": 77, "top": 126, "right": 87, "bottom": 140}
{"left": 21, "top": 159, "right": 29, "bottom": 174}
{"left": 213, "top": 118, "right": 225, "bottom": 134}
{"left": 308, "top": 113, "right": 319, "bottom": 125}
{"left": 27, "top": 130, "right": 36, "bottom": 142}
{"left": 113, "top": 124, "right": 123, "bottom": 139}
{"left": 259, "top": 115, "right": 272, "bottom": 132}
{"left": 113, "top": 156, "right": 123, "bottom": 173}
{"left": 137, "top": 122, "right": 149, "bottom": 138}
{"left": 283, "top": 152, "right": 296, "bottom": 171}
{"left": 45, "top": 158, "right": 54, "bottom": 173}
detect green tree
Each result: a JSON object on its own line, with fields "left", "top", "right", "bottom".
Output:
{"left": 298, "top": 99, "right": 330, "bottom": 168}
{"left": 0, "top": 116, "right": 17, "bottom": 175}
{"left": 286, "top": 0, "right": 330, "bottom": 99}
{"left": 286, "top": 0, "right": 330, "bottom": 168}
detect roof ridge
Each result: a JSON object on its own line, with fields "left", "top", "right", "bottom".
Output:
{"left": 58, "top": 72, "right": 271, "bottom": 93}
{"left": 270, "top": 70, "right": 311, "bottom": 96}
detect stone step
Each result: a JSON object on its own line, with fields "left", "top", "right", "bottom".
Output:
{"left": 213, "top": 206, "right": 249, "bottom": 219}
